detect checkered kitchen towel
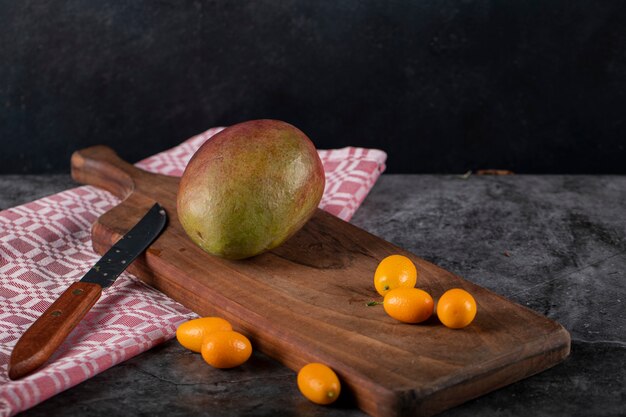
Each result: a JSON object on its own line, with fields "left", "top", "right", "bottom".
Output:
{"left": 0, "top": 127, "right": 387, "bottom": 416}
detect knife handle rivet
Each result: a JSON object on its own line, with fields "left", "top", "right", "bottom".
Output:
{"left": 50, "top": 310, "right": 62, "bottom": 317}
{"left": 72, "top": 289, "right": 84, "bottom": 295}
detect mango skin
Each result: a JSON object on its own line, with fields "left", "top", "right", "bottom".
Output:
{"left": 177, "top": 119, "right": 325, "bottom": 260}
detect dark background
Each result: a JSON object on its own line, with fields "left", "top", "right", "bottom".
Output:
{"left": 2, "top": 0, "right": 625, "bottom": 174}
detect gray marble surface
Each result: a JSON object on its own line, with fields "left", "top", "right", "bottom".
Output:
{"left": 1, "top": 174, "right": 625, "bottom": 417}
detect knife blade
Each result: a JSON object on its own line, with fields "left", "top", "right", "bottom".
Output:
{"left": 8, "top": 203, "right": 167, "bottom": 380}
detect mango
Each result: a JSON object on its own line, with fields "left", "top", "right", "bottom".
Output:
{"left": 177, "top": 119, "right": 325, "bottom": 260}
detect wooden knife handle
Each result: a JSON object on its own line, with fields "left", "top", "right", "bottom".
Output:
{"left": 71, "top": 145, "right": 141, "bottom": 200}
{"left": 8, "top": 282, "right": 102, "bottom": 380}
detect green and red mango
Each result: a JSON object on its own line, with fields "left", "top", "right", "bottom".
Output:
{"left": 177, "top": 119, "right": 325, "bottom": 260}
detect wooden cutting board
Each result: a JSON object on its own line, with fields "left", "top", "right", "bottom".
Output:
{"left": 71, "top": 146, "right": 570, "bottom": 417}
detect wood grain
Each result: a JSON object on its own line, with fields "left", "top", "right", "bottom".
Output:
{"left": 8, "top": 282, "right": 102, "bottom": 379}
{"left": 71, "top": 146, "right": 571, "bottom": 417}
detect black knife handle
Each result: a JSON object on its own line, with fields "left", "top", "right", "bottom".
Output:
{"left": 8, "top": 282, "right": 102, "bottom": 379}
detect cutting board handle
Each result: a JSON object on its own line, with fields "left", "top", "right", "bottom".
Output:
{"left": 71, "top": 145, "right": 142, "bottom": 200}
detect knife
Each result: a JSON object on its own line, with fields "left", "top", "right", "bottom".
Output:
{"left": 8, "top": 203, "right": 167, "bottom": 380}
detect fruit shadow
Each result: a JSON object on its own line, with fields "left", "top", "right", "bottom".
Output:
{"left": 419, "top": 313, "right": 442, "bottom": 327}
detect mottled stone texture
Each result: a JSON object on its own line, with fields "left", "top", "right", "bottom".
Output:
{"left": 2, "top": 174, "right": 625, "bottom": 417}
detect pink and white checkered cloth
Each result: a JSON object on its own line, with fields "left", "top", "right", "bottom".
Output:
{"left": 0, "top": 127, "right": 386, "bottom": 416}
